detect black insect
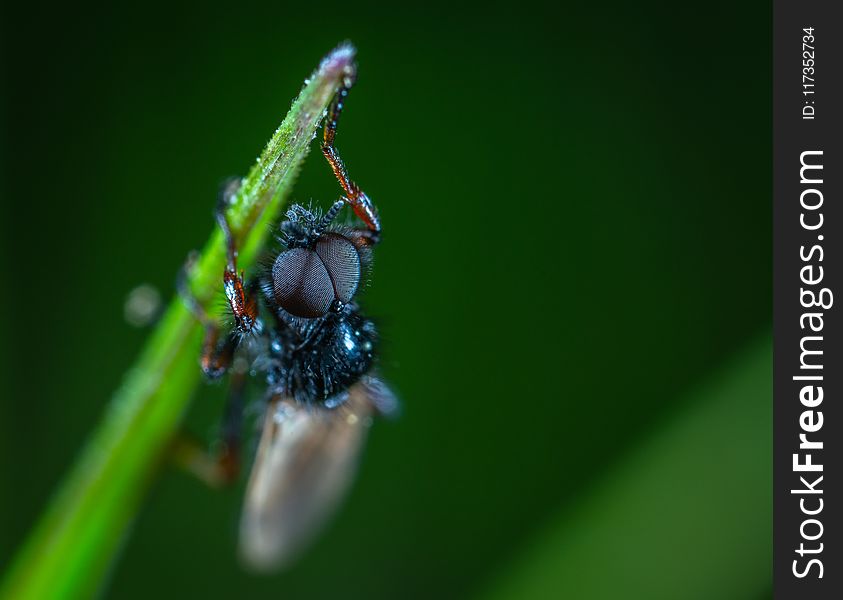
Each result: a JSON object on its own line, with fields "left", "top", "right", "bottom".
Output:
{"left": 178, "top": 63, "right": 396, "bottom": 570}
{"left": 262, "top": 199, "right": 379, "bottom": 407}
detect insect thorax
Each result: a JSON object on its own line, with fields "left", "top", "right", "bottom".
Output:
{"left": 266, "top": 305, "right": 377, "bottom": 407}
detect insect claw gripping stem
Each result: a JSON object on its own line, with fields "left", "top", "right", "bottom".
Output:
{"left": 321, "top": 68, "right": 381, "bottom": 242}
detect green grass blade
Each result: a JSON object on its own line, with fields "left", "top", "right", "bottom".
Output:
{"left": 481, "top": 334, "right": 772, "bottom": 600}
{"left": 0, "top": 44, "right": 356, "bottom": 600}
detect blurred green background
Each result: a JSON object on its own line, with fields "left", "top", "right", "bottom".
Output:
{"left": 1, "top": 1, "right": 771, "bottom": 598}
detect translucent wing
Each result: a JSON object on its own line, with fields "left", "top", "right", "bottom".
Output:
{"left": 239, "top": 376, "right": 396, "bottom": 570}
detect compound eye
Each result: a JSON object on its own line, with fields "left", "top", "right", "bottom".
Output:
{"left": 315, "top": 233, "right": 361, "bottom": 304}
{"left": 271, "top": 249, "right": 334, "bottom": 318}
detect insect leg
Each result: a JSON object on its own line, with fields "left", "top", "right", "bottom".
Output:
{"left": 217, "top": 360, "right": 247, "bottom": 482}
{"left": 171, "top": 364, "right": 247, "bottom": 488}
{"left": 177, "top": 254, "right": 237, "bottom": 379}
{"left": 216, "top": 178, "right": 259, "bottom": 334}
{"left": 321, "top": 74, "right": 381, "bottom": 244}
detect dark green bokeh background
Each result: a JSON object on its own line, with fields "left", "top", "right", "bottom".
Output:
{"left": 2, "top": 1, "right": 771, "bottom": 598}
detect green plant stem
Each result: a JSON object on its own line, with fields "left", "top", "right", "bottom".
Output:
{"left": 0, "top": 44, "right": 356, "bottom": 600}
